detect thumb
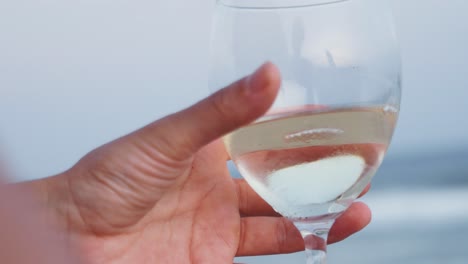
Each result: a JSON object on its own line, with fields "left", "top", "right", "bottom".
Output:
{"left": 134, "top": 62, "right": 281, "bottom": 160}
{"left": 63, "top": 63, "right": 280, "bottom": 233}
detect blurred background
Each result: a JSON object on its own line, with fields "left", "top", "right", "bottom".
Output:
{"left": 0, "top": 0, "right": 467, "bottom": 263}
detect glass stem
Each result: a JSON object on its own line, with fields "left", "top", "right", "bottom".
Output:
{"left": 294, "top": 220, "right": 335, "bottom": 264}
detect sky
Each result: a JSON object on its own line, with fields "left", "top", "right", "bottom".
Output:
{"left": 1, "top": 0, "right": 467, "bottom": 180}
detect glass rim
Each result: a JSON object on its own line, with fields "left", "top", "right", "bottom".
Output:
{"left": 218, "top": 0, "right": 351, "bottom": 9}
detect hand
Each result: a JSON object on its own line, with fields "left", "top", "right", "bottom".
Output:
{"left": 29, "top": 63, "right": 371, "bottom": 264}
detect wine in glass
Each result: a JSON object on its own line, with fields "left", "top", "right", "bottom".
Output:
{"left": 209, "top": 0, "right": 401, "bottom": 263}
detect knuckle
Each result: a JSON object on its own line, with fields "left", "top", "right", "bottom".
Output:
{"left": 210, "top": 88, "right": 233, "bottom": 121}
{"left": 211, "top": 78, "right": 250, "bottom": 126}
{"left": 238, "top": 220, "right": 248, "bottom": 255}
{"left": 236, "top": 181, "right": 249, "bottom": 215}
{"left": 275, "top": 218, "right": 289, "bottom": 254}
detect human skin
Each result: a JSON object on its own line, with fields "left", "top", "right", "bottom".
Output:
{"left": 0, "top": 63, "right": 371, "bottom": 264}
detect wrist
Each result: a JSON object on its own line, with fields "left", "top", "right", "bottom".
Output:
{"left": 14, "top": 174, "right": 75, "bottom": 233}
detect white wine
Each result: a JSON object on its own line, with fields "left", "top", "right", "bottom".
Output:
{"left": 224, "top": 106, "right": 397, "bottom": 219}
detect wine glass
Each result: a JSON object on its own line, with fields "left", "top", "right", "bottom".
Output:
{"left": 208, "top": 0, "right": 401, "bottom": 263}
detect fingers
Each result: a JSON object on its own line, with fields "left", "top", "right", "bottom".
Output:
{"left": 328, "top": 202, "right": 372, "bottom": 244}
{"left": 235, "top": 179, "right": 370, "bottom": 218}
{"left": 237, "top": 217, "right": 304, "bottom": 256}
{"left": 358, "top": 184, "right": 371, "bottom": 198}
{"left": 135, "top": 62, "right": 281, "bottom": 161}
{"left": 236, "top": 179, "right": 370, "bottom": 218}
{"left": 235, "top": 179, "right": 280, "bottom": 217}
{"left": 236, "top": 202, "right": 372, "bottom": 256}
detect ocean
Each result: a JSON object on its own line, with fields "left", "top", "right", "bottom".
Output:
{"left": 234, "top": 150, "right": 468, "bottom": 263}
